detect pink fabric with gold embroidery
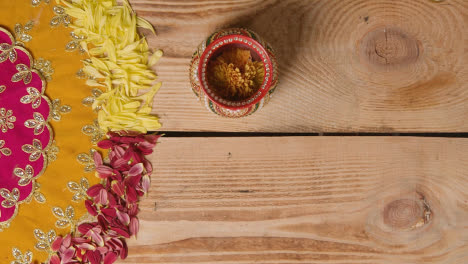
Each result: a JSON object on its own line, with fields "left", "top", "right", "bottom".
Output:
{"left": 0, "top": 28, "right": 51, "bottom": 223}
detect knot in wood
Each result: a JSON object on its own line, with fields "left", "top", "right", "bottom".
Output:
{"left": 383, "top": 199, "right": 423, "bottom": 230}
{"left": 360, "top": 27, "right": 420, "bottom": 68}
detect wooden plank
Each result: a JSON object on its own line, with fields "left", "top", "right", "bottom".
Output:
{"left": 120, "top": 137, "right": 468, "bottom": 263}
{"left": 131, "top": 0, "right": 468, "bottom": 132}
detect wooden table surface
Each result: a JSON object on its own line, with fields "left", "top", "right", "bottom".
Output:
{"left": 122, "top": 0, "right": 468, "bottom": 263}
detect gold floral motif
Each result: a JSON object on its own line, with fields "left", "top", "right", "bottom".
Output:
{"left": 76, "top": 68, "right": 87, "bottom": 79}
{"left": 0, "top": 222, "right": 10, "bottom": 232}
{"left": 77, "top": 149, "right": 97, "bottom": 172}
{"left": 11, "top": 248, "right": 33, "bottom": 264}
{"left": 67, "top": 177, "right": 89, "bottom": 202}
{"left": 14, "top": 21, "right": 34, "bottom": 46}
{"left": 0, "top": 108, "right": 16, "bottom": 133}
{"left": 66, "top": 32, "right": 85, "bottom": 52}
{"left": 32, "top": 182, "right": 46, "bottom": 203}
{"left": 34, "top": 228, "right": 56, "bottom": 253}
{"left": 31, "top": 0, "right": 50, "bottom": 7}
{"left": 52, "top": 205, "right": 76, "bottom": 231}
{"left": 0, "top": 85, "right": 6, "bottom": 93}
{"left": 82, "top": 120, "right": 104, "bottom": 144}
{"left": 82, "top": 88, "right": 103, "bottom": 108}
{"left": 0, "top": 140, "right": 12, "bottom": 157}
{"left": 20, "top": 87, "right": 43, "bottom": 109}
{"left": 22, "top": 139, "right": 44, "bottom": 162}
{"left": 0, "top": 188, "right": 20, "bottom": 208}
{"left": 11, "top": 64, "right": 32, "bottom": 85}
{"left": 24, "top": 112, "right": 46, "bottom": 135}
{"left": 33, "top": 58, "right": 54, "bottom": 81}
{"left": 14, "top": 165, "right": 35, "bottom": 186}
{"left": 0, "top": 42, "right": 17, "bottom": 63}
{"left": 51, "top": 98, "right": 71, "bottom": 121}
{"left": 45, "top": 140, "right": 59, "bottom": 162}
{"left": 51, "top": 6, "right": 71, "bottom": 27}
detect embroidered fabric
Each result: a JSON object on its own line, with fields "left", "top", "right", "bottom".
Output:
{"left": 0, "top": 27, "right": 53, "bottom": 226}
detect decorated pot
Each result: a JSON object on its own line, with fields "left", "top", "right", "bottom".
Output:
{"left": 189, "top": 28, "right": 278, "bottom": 118}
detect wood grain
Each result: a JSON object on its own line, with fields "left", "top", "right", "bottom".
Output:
{"left": 129, "top": 0, "right": 468, "bottom": 132}
{"left": 119, "top": 137, "right": 468, "bottom": 263}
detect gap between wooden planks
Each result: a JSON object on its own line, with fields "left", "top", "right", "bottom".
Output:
{"left": 130, "top": 0, "right": 468, "bottom": 133}
{"left": 119, "top": 136, "right": 468, "bottom": 264}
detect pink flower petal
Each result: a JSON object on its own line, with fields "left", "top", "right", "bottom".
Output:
{"left": 88, "top": 230, "right": 105, "bottom": 247}
{"left": 111, "top": 180, "right": 125, "bottom": 197}
{"left": 128, "top": 163, "right": 144, "bottom": 177}
{"left": 63, "top": 234, "right": 72, "bottom": 248}
{"left": 86, "top": 251, "right": 102, "bottom": 264}
{"left": 85, "top": 200, "right": 98, "bottom": 216}
{"left": 77, "top": 242, "right": 96, "bottom": 251}
{"left": 97, "top": 139, "right": 114, "bottom": 149}
{"left": 49, "top": 255, "right": 61, "bottom": 264}
{"left": 51, "top": 236, "right": 63, "bottom": 251}
{"left": 111, "top": 227, "right": 130, "bottom": 238}
{"left": 120, "top": 240, "right": 128, "bottom": 259}
{"left": 142, "top": 175, "right": 150, "bottom": 195}
{"left": 143, "top": 160, "right": 153, "bottom": 175}
{"left": 126, "top": 187, "right": 138, "bottom": 203}
{"left": 78, "top": 223, "right": 95, "bottom": 235}
{"left": 129, "top": 217, "right": 139, "bottom": 237}
{"left": 96, "top": 165, "right": 114, "bottom": 178}
{"left": 93, "top": 151, "right": 103, "bottom": 166}
{"left": 98, "top": 189, "right": 109, "bottom": 205}
{"left": 101, "top": 208, "right": 117, "bottom": 218}
{"left": 116, "top": 210, "right": 130, "bottom": 226}
{"left": 97, "top": 246, "right": 109, "bottom": 255}
{"left": 104, "top": 252, "right": 118, "bottom": 264}
{"left": 87, "top": 184, "right": 104, "bottom": 197}
{"left": 62, "top": 247, "right": 76, "bottom": 263}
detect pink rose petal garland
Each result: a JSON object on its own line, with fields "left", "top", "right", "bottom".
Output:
{"left": 50, "top": 133, "right": 160, "bottom": 264}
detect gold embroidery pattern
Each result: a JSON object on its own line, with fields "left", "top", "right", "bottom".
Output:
{"left": 52, "top": 205, "right": 76, "bottom": 231}
{"left": 67, "top": 177, "right": 89, "bottom": 202}
{"left": 11, "top": 248, "right": 33, "bottom": 264}
{"left": 31, "top": 0, "right": 50, "bottom": 7}
{"left": 0, "top": 140, "right": 12, "bottom": 157}
{"left": 76, "top": 68, "right": 87, "bottom": 79}
{"left": 22, "top": 139, "right": 44, "bottom": 162}
{"left": 66, "top": 32, "right": 85, "bottom": 52}
{"left": 0, "top": 27, "right": 55, "bottom": 238}
{"left": 45, "top": 140, "right": 59, "bottom": 162}
{"left": 51, "top": 98, "right": 71, "bottom": 121}
{"left": 12, "top": 64, "right": 33, "bottom": 84}
{"left": 34, "top": 228, "right": 56, "bottom": 254}
{"left": 24, "top": 112, "right": 46, "bottom": 135}
{"left": 14, "top": 165, "right": 35, "bottom": 186}
{"left": 0, "top": 108, "right": 16, "bottom": 133}
{"left": 14, "top": 21, "right": 34, "bottom": 46}
{"left": 0, "top": 42, "right": 18, "bottom": 63}
{"left": 77, "top": 149, "right": 97, "bottom": 173}
{"left": 33, "top": 58, "right": 54, "bottom": 81}
{"left": 82, "top": 120, "right": 104, "bottom": 144}
{"left": 20, "top": 87, "right": 43, "bottom": 109}
{"left": 51, "top": 6, "right": 71, "bottom": 28}
{"left": 82, "top": 88, "right": 103, "bottom": 108}
{"left": 32, "top": 182, "right": 46, "bottom": 203}
{"left": 0, "top": 188, "right": 20, "bottom": 208}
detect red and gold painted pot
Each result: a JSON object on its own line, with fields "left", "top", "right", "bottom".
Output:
{"left": 190, "top": 28, "right": 278, "bottom": 118}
